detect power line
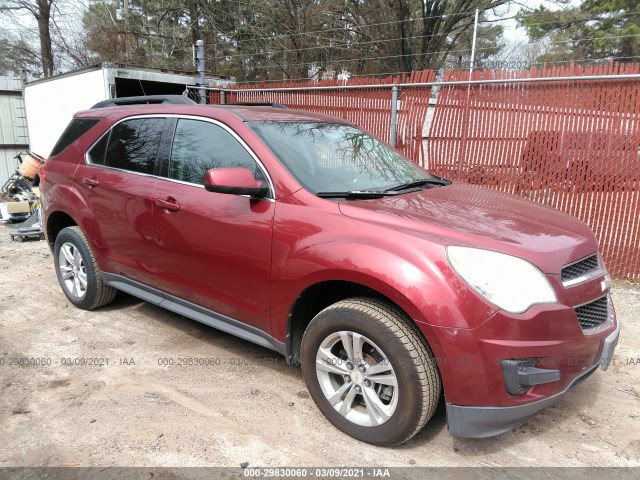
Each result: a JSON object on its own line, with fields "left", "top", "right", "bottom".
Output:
{"left": 103, "top": 6, "right": 638, "bottom": 56}
{"left": 196, "top": 32, "right": 640, "bottom": 63}
{"left": 163, "top": 10, "right": 640, "bottom": 59}
{"left": 186, "top": 33, "right": 640, "bottom": 75}
{"left": 136, "top": 30, "right": 640, "bottom": 78}
{"left": 228, "top": 6, "right": 507, "bottom": 43}
{"left": 198, "top": 9, "right": 638, "bottom": 45}
{"left": 92, "top": 26, "right": 640, "bottom": 77}
{"left": 530, "top": 55, "right": 640, "bottom": 68}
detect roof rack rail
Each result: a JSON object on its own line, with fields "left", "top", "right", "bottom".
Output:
{"left": 226, "top": 102, "right": 288, "bottom": 109}
{"left": 91, "top": 95, "right": 197, "bottom": 109}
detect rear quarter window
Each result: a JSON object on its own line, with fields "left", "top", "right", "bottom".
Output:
{"left": 50, "top": 118, "right": 101, "bottom": 157}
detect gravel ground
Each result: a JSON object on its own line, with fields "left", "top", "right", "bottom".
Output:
{"left": 0, "top": 227, "right": 638, "bottom": 468}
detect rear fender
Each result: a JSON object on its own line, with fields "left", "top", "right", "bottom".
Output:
{"left": 44, "top": 180, "right": 108, "bottom": 268}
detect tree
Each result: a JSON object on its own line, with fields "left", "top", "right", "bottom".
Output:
{"left": 0, "top": 0, "right": 56, "bottom": 76}
{"left": 240, "top": 0, "right": 511, "bottom": 78}
{"left": 517, "top": 0, "right": 640, "bottom": 64}
{"left": 416, "top": 0, "right": 509, "bottom": 71}
{"left": 79, "top": 0, "right": 512, "bottom": 81}
{"left": 0, "top": 36, "right": 41, "bottom": 75}
{"left": 446, "top": 11, "right": 505, "bottom": 70}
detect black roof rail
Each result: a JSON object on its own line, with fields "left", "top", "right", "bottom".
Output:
{"left": 91, "top": 95, "right": 197, "bottom": 109}
{"left": 226, "top": 102, "right": 288, "bottom": 109}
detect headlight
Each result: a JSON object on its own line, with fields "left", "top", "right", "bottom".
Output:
{"left": 446, "top": 246, "right": 557, "bottom": 313}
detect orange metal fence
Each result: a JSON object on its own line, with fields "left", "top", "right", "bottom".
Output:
{"left": 425, "top": 63, "right": 640, "bottom": 280}
{"left": 203, "top": 64, "right": 640, "bottom": 279}
{"left": 217, "top": 70, "right": 435, "bottom": 162}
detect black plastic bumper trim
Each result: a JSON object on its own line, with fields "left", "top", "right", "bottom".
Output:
{"left": 447, "top": 364, "right": 598, "bottom": 438}
{"left": 447, "top": 319, "right": 620, "bottom": 438}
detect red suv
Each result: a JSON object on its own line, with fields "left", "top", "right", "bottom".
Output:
{"left": 40, "top": 96, "right": 620, "bottom": 446}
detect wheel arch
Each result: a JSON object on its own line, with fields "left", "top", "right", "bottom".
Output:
{"left": 284, "top": 279, "right": 444, "bottom": 368}
{"left": 46, "top": 210, "right": 78, "bottom": 250}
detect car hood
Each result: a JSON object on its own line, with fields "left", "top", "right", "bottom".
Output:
{"left": 338, "top": 182, "right": 597, "bottom": 275}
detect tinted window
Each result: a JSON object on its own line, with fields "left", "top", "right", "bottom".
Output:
{"left": 169, "top": 119, "right": 257, "bottom": 185}
{"left": 50, "top": 118, "right": 100, "bottom": 157}
{"left": 105, "top": 118, "right": 165, "bottom": 175}
{"left": 88, "top": 134, "right": 108, "bottom": 165}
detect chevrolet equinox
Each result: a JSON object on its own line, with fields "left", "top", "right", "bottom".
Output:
{"left": 40, "top": 96, "right": 620, "bottom": 446}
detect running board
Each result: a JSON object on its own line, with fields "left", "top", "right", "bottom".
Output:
{"left": 101, "top": 273, "right": 285, "bottom": 355}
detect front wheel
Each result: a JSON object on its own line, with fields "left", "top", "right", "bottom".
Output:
{"left": 301, "top": 298, "right": 441, "bottom": 446}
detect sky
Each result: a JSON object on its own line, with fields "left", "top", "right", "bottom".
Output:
{"left": 493, "top": 0, "right": 564, "bottom": 43}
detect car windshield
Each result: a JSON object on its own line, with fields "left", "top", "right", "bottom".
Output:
{"left": 247, "top": 121, "right": 437, "bottom": 194}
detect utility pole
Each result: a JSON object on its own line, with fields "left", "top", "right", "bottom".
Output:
{"left": 469, "top": 9, "right": 479, "bottom": 76}
{"left": 389, "top": 85, "right": 399, "bottom": 148}
{"left": 461, "top": 9, "right": 479, "bottom": 179}
{"left": 123, "top": 0, "right": 130, "bottom": 61}
{"left": 196, "top": 40, "right": 206, "bottom": 104}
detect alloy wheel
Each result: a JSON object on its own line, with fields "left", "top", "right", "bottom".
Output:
{"left": 315, "top": 331, "right": 399, "bottom": 427}
{"left": 57, "top": 241, "right": 88, "bottom": 299}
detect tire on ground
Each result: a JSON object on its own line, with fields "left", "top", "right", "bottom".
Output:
{"left": 301, "top": 297, "right": 441, "bottom": 446}
{"left": 53, "top": 226, "right": 116, "bottom": 310}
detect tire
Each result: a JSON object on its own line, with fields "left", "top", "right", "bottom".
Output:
{"left": 301, "top": 297, "right": 441, "bottom": 446}
{"left": 53, "top": 226, "right": 116, "bottom": 310}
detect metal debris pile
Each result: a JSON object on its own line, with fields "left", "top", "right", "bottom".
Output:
{"left": 1, "top": 152, "right": 46, "bottom": 241}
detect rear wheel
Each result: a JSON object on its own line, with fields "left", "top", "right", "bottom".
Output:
{"left": 301, "top": 298, "right": 441, "bottom": 446}
{"left": 53, "top": 226, "right": 116, "bottom": 310}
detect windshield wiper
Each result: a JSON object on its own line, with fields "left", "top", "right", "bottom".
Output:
{"left": 316, "top": 190, "right": 399, "bottom": 199}
{"left": 385, "top": 177, "right": 451, "bottom": 192}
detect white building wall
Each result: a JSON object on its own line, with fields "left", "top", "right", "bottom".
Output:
{"left": 0, "top": 75, "right": 29, "bottom": 186}
{"left": 0, "top": 149, "right": 23, "bottom": 186}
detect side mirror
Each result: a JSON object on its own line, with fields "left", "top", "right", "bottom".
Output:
{"left": 204, "top": 167, "right": 269, "bottom": 198}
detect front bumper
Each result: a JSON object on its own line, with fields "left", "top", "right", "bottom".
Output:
{"left": 446, "top": 317, "right": 621, "bottom": 438}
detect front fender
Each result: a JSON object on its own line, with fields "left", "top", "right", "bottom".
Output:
{"left": 270, "top": 201, "right": 497, "bottom": 343}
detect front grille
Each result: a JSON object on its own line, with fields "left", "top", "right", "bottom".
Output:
{"left": 562, "top": 254, "right": 599, "bottom": 283}
{"left": 574, "top": 296, "right": 609, "bottom": 330}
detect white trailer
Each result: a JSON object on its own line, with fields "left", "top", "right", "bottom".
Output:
{"left": 24, "top": 63, "right": 233, "bottom": 157}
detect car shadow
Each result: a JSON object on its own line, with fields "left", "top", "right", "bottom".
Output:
{"left": 403, "top": 397, "right": 449, "bottom": 446}
{"left": 96, "top": 291, "right": 608, "bottom": 450}
{"left": 445, "top": 375, "right": 604, "bottom": 453}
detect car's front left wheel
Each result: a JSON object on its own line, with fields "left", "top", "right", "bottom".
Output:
{"left": 53, "top": 226, "right": 116, "bottom": 310}
{"left": 301, "top": 297, "right": 441, "bottom": 446}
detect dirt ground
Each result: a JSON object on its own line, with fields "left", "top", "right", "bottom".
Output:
{"left": 0, "top": 227, "right": 639, "bottom": 468}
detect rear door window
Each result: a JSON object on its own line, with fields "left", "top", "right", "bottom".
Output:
{"left": 102, "top": 118, "right": 166, "bottom": 175}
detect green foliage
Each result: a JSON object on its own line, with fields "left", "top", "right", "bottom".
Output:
{"left": 517, "top": 0, "right": 640, "bottom": 64}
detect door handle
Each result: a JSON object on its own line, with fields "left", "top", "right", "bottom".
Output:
{"left": 83, "top": 176, "right": 99, "bottom": 187}
{"left": 155, "top": 197, "right": 180, "bottom": 212}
